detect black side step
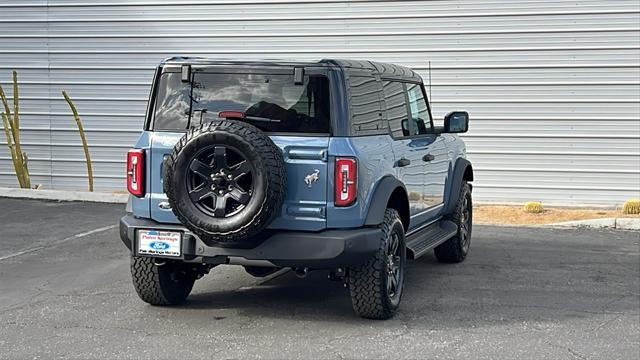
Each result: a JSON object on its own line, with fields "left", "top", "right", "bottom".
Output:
{"left": 405, "top": 219, "right": 458, "bottom": 259}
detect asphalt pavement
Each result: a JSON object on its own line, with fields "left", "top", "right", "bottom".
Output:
{"left": 0, "top": 198, "right": 638, "bottom": 359}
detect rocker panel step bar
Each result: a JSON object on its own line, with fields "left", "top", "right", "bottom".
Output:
{"left": 405, "top": 219, "right": 458, "bottom": 259}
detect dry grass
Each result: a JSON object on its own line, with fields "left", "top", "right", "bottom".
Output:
{"left": 623, "top": 199, "right": 640, "bottom": 214}
{"left": 474, "top": 205, "right": 640, "bottom": 225}
{"left": 522, "top": 201, "right": 544, "bottom": 214}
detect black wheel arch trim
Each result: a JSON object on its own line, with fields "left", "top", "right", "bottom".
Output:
{"left": 444, "top": 158, "right": 474, "bottom": 215}
{"left": 364, "top": 175, "right": 408, "bottom": 227}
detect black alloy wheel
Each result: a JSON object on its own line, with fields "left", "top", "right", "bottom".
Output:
{"left": 434, "top": 181, "right": 472, "bottom": 263}
{"left": 460, "top": 194, "right": 471, "bottom": 254}
{"left": 386, "top": 230, "right": 404, "bottom": 301}
{"left": 186, "top": 145, "right": 254, "bottom": 218}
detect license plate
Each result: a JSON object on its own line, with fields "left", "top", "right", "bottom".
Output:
{"left": 137, "top": 230, "right": 182, "bottom": 257}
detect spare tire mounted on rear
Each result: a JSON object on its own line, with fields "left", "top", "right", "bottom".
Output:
{"left": 164, "top": 120, "right": 286, "bottom": 247}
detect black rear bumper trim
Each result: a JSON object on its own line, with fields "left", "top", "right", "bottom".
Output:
{"left": 119, "top": 214, "right": 381, "bottom": 268}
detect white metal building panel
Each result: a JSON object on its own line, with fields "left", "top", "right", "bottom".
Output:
{"left": 0, "top": 0, "right": 638, "bottom": 205}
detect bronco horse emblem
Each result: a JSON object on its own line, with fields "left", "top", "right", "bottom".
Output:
{"left": 304, "top": 169, "right": 320, "bottom": 188}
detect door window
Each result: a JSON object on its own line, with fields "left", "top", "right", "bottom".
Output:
{"left": 406, "top": 83, "right": 432, "bottom": 135}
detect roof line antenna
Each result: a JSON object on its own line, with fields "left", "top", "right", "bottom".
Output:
{"left": 428, "top": 60, "right": 432, "bottom": 101}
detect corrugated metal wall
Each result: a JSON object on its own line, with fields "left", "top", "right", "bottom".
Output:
{"left": 1, "top": 0, "right": 639, "bottom": 205}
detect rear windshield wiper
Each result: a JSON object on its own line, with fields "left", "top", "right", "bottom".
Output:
{"left": 217, "top": 111, "right": 281, "bottom": 123}
{"left": 243, "top": 115, "right": 281, "bottom": 123}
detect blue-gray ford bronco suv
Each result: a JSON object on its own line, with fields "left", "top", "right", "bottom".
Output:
{"left": 120, "top": 58, "right": 473, "bottom": 319}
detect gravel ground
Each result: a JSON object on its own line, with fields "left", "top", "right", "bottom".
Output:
{"left": 1, "top": 198, "right": 638, "bottom": 359}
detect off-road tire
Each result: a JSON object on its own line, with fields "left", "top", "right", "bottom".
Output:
{"left": 434, "top": 181, "right": 472, "bottom": 263}
{"left": 348, "top": 208, "right": 406, "bottom": 320}
{"left": 130, "top": 256, "right": 195, "bottom": 306}
{"left": 164, "top": 120, "right": 286, "bottom": 247}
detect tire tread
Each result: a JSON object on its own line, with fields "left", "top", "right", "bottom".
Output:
{"left": 348, "top": 208, "right": 404, "bottom": 320}
{"left": 130, "top": 257, "right": 194, "bottom": 306}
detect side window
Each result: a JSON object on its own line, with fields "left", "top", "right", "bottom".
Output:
{"left": 406, "top": 83, "right": 432, "bottom": 135}
{"left": 348, "top": 75, "right": 384, "bottom": 135}
{"left": 382, "top": 81, "right": 410, "bottom": 138}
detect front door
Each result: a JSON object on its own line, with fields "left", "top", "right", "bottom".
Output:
{"left": 405, "top": 83, "right": 448, "bottom": 211}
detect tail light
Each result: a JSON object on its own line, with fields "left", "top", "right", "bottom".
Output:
{"left": 127, "top": 149, "right": 145, "bottom": 197}
{"left": 335, "top": 157, "right": 357, "bottom": 207}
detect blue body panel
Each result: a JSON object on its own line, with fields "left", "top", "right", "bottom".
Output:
{"left": 325, "top": 135, "right": 395, "bottom": 228}
{"left": 325, "top": 134, "right": 464, "bottom": 231}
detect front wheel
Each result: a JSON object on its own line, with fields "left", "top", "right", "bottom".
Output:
{"left": 348, "top": 208, "right": 406, "bottom": 320}
{"left": 130, "top": 257, "right": 196, "bottom": 306}
{"left": 434, "top": 181, "right": 472, "bottom": 263}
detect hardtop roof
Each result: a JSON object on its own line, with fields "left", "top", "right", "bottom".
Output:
{"left": 160, "top": 57, "right": 422, "bottom": 82}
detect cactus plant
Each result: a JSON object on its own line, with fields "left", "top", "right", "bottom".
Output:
{"left": 523, "top": 201, "right": 544, "bottom": 214}
{"left": 62, "top": 90, "right": 94, "bottom": 192}
{"left": 623, "top": 199, "right": 640, "bottom": 215}
{"left": 0, "top": 70, "right": 30, "bottom": 188}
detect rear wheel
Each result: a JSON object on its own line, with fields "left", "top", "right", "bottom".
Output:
{"left": 130, "top": 257, "right": 196, "bottom": 306}
{"left": 434, "top": 181, "right": 472, "bottom": 263}
{"left": 348, "top": 208, "right": 406, "bottom": 320}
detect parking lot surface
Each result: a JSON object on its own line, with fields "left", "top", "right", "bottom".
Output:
{"left": 0, "top": 198, "right": 638, "bottom": 359}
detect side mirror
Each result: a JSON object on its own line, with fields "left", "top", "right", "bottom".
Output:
{"left": 444, "top": 111, "right": 469, "bottom": 133}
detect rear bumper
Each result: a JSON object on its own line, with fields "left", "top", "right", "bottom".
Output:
{"left": 119, "top": 214, "right": 381, "bottom": 268}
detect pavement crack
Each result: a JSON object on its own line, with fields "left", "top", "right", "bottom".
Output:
{"left": 52, "top": 323, "right": 159, "bottom": 337}
{"left": 590, "top": 314, "right": 621, "bottom": 332}
{"left": 598, "top": 294, "right": 632, "bottom": 313}
{"left": 546, "top": 341, "right": 589, "bottom": 360}
{"left": 567, "top": 347, "right": 589, "bottom": 360}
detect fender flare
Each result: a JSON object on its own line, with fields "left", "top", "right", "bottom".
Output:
{"left": 364, "top": 176, "right": 408, "bottom": 227}
{"left": 444, "top": 158, "right": 473, "bottom": 215}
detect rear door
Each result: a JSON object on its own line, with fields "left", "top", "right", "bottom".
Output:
{"left": 383, "top": 80, "right": 426, "bottom": 230}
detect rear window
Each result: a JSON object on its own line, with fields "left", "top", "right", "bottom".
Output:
{"left": 152, "top": 71, "right": 331, "bottom": 134}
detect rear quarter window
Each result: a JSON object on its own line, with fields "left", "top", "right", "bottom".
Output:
{"left": 346, "top": 75, "right": 385, "bottom": 136}
{"left": 153, "top": 72, "right": 190, "bottom": 131}
{"left": 382, "top": 81, "right": 410, "bottom": 138}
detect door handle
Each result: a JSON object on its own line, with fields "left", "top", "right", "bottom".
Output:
{"left": 396, "top": 157, "right": 411, "bottom": 167}
{"left": 422, "top": 154, "right": 435, "bottom": 162}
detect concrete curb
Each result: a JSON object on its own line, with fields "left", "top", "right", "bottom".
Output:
{"left": 0, "top": 187, "right": 128, "bottom": 204}
{"left": 551, "top": 217, "right": 640, "bottom": 231}
{"left": 615, "top": 218, "right": 640, "bottom": 231}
